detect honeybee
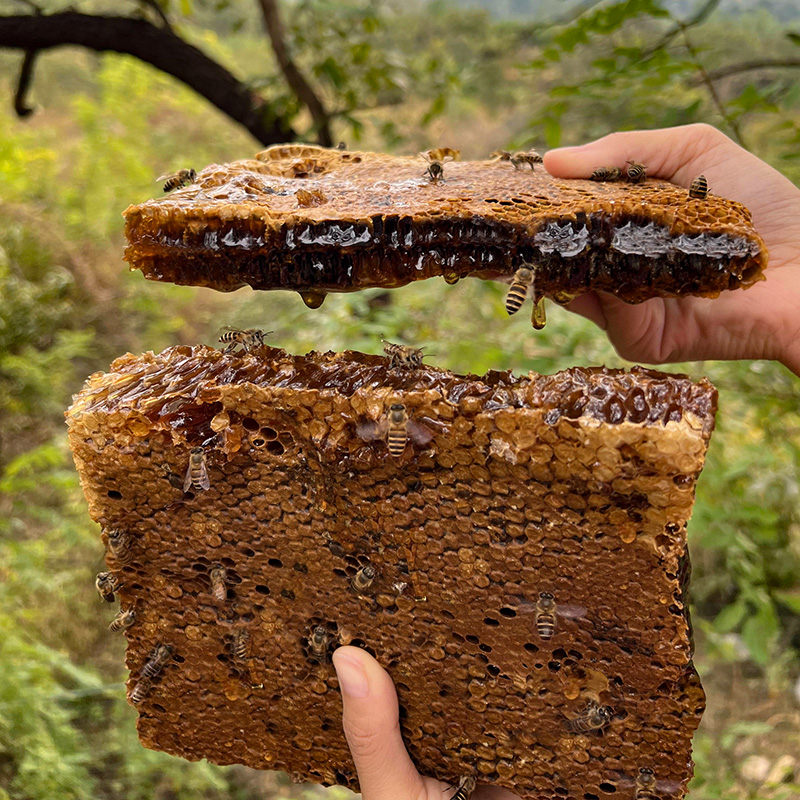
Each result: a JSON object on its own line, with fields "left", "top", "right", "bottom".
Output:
{"left": 625, "top": 160, "right": 646, "bottom": 183}
{"left": 109, "top": 607, "right": 136, "bottom": 633}
{"left": 157, "top": 168, "right": 196, "bottom": 193}
{"left": 232, "top": 628, "right": 250, "bottom": 663}
{"left": 534, "top": 592, "right": 586, "bottom": 640}
{"left": 382, "top": 339, "right": 426, "bottom": 369}
{"left": 209, "top": 565, "right": 228, "bottom": 603}
{"left": 218, "top": 327, "right": 271, "bottom": 354}
{"left": 130, "top": 676, "right": 153, "bottom": 704}
{"left": 614, "top": 767, "right": 683, "bottom": 799}
{"left": 356, "top": 403, "right": 435, "bottom": 458}
{"left": 450, "top": 776, "right": 477, "bottom": 800}
{"left": 309, "top": 625, "right": 329, "bottom": 661}
{"left": 590, "top": 166, "right": 621, "bottom": 181}
{"left": 141, "top": 643, "right": 174, "bottom": 681}
{"left": 535, "top": 592, "right": 557, "bottom": 639}
{"left": 386, "top": 404, "right": 413, "bottom": 457}
{"left": 351, "top": 564, "right": 376, "bottom": 594}
{"left": 95, "top": 571, "right": 119, "bottom": 603}
{"left": 420, "top": 149, "right": 457, "bottom": 182}
{"left": 183, "top": 446, "right": 211, "bottom": 493}
{"left": 688, "top": 174, "right": 708, "bottom": 199}
{"left": 106, "top": 528, "right": 132, "bottom": 563}
{"left": 565, "top": 700, "right": 613, "bottom": 733}
{"left": 510, "top": 150, "right": 542, "bottom": 170}
{"left": 505, "top": 266, "right": 534, "bottom": 315}
{"left": 490, "top": 150, "right": 512, "bottom": 162}
{"left": 424, "top": 160, "right": 444, "bottom": 182}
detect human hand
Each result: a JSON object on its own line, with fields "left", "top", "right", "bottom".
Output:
{"left": 332, "top": 646, "right": 519, "bottom": 800}
{"left": 543, "top": 123, "right": 800, "bottom": 377}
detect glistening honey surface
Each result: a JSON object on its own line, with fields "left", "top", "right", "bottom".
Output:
{"left": 123, "top": 145, "right": 767, "bottom": 300}
{"left": 67, "top": 346, "right": 715, "bottom": 800}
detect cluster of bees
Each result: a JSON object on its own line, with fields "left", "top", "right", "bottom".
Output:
{"left": 590, "top": 161, "right": 710, "bottom": 199}
{"left": 417, "top": 146, "right": 543, "bottom": 183}
{"left": 589, "top": 160, "right": 646, "bottom": 183}
{"left": 158, "top": 146, "right": 708, "bottom": 210}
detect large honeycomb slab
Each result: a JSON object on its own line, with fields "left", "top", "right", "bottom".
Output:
{"left": 66, "top": 346, "right": 714, "bottom": 799}
{"left": 123, "top": 144, "right": 767, "bottom": 303}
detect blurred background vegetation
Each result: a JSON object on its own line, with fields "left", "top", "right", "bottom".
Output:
{"left": 1, "top": 0, "right": 799, "bottom": 797}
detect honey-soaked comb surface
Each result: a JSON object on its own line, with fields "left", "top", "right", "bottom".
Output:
{"left": 66, "top": 346, "right": 715, "bottom": 799}
{"left": 124, "top": 144, "right": 767, "bottom": 302}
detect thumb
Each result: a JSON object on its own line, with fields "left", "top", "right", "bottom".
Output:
{"left": 333, "top": 646, "right": 426, "bottom": 800}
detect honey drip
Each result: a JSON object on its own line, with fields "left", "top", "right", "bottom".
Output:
{"left": 532, "top": 297, "right": 547, "bottom": 330}
{"left": 300, "top": 291, "right": 327, "bottom": 309}
{"left": 552, "top": 291, "right": 577, "bottom": 306}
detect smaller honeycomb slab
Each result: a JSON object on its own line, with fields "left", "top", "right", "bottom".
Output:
{"left": 123, "top": 144, "right": 767, "bottom": 302}
{"left": 66, "top": 346, "right": 714, "bottom": 799}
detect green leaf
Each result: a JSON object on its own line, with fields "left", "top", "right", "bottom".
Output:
{"left": 774, "top": 590, "right": 800, "bottom": 614}
{"left": 741, "top": 603, "right": 780, "bottom": 664}
{"left": 712, "top": 599, "right": 747, "bottom": 634}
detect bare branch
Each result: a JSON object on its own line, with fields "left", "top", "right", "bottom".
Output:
{"left": 680, "top": 28, "right": 748, "bottom": 149}
{"left": 0, "top": 12, "right": 295, "bottom": 146}
{"left": 14, "top": 48, "right": 36, "bottom": 117}
{"left": 135, "top": 0, "right": 172, "bottom": 31}
{"left": 690, "top": 58, "right": 800, "bottom": 84}
{"left": 256, "top": 0, "right": 332, "bottom": 146}
{"left": 640, "top": 0, "right": 720, "bottom": 60}
{"left": 549, "top": 0, "right": 608, "bottom": 28}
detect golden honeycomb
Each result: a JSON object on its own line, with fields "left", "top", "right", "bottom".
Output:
{"left": 66, "top": 345, "right": 715, "bottom": 800}
{"left": 123, "top": 144, "right": 767, "bottom": 303}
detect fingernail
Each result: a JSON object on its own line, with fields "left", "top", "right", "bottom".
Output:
{"left": 334, "top": 653, "right": 369, "bottom": 698}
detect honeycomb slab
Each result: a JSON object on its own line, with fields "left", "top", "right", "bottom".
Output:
{"left": 123, "top": 145, "right": 767, "bottom": 303}
{"left": 66, "top": 346, "right": 714, "bottom": 799}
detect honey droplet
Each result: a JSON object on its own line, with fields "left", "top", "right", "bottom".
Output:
{"left": 552, "top": 290, "right": 576, "bottom": 306}
{"left": 443, "top": 271, "right": 460, "bottom": 285}
{"left": 531, "top": 297, "right": 547, "bottom": 329}
{"left": 300, "top": 291, "right": 326, "bottom": 309}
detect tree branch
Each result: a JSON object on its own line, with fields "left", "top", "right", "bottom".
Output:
{"left": 256, "top": 0, "right": 332, "bottom": 146}
{"left": 680, "top": 27, "right": 747, "bottom": 149}
{"left": 14, "top": 48, "right": 37, "bottom": 117}
{"left": 690, "top": 58, "right": 800, "bottom": 84}
{"left": 135, "top": 0, "right": 172, "bottom": 31}
{"left": 639, "top": 0, "right": 720, "bottom": 60}
{"left": 0, "top": 12, "right": 296, "bottom": 146}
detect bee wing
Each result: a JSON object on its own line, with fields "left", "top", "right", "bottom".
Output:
{"left": 196, "top": 458, "right": 211, "bottom": 490}
{"left": 557, "top": 603, "right": 587, "bottom": 619}
{"left": 356, "top": 419, "right": 386, "bottom": 442}
{"left": 407, "top": 420, "right": 435, "bottom": 446}
{"left": 655, "top": 779, "right": 684, "bottom": 795}
{"left": 418, "top": 151, "right": 433, "bottom": 162}
{"left": 156, "top": 172, "right": 175, "bottom": 183}
{"left": 608, "top": 772, "right": 635, "bottom": 788}
{"left": 182, "top": 462, "right": 194, "bottom": 492}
